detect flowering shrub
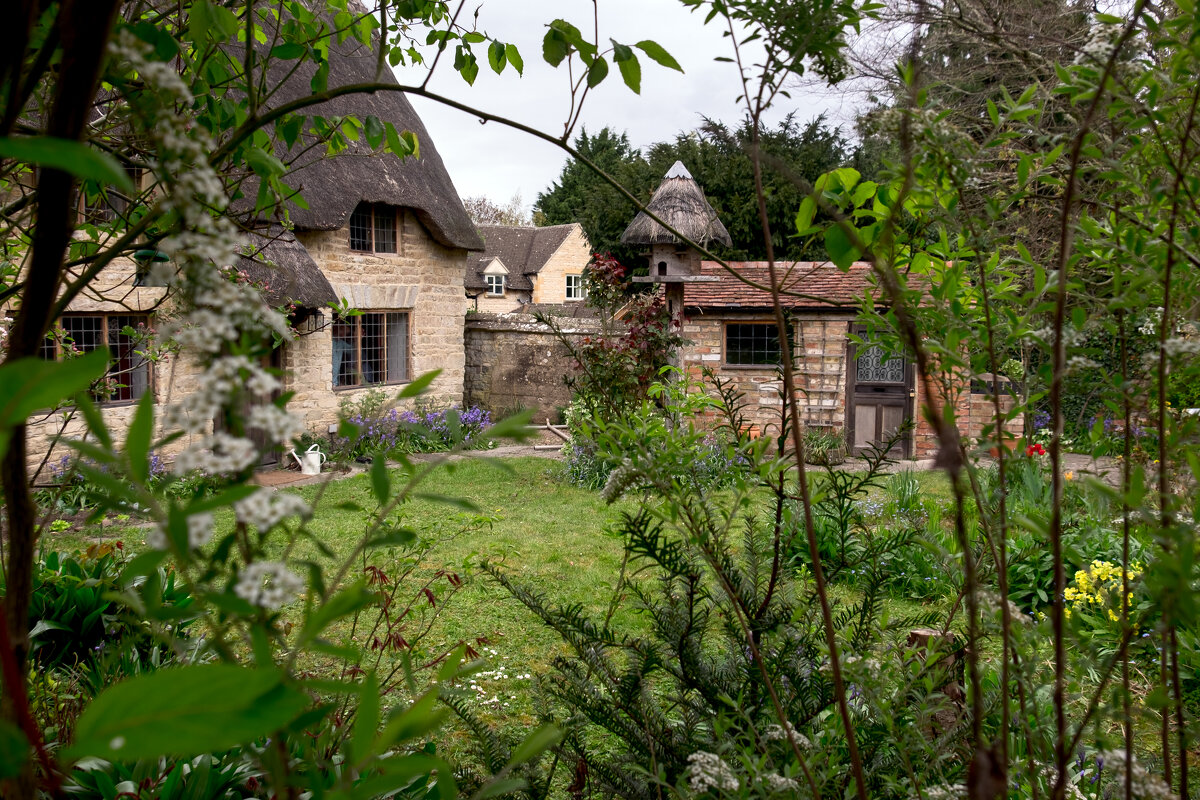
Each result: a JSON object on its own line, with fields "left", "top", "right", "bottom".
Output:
{"left": 1064, "top": 560, "right": 1144, "bottom": 637}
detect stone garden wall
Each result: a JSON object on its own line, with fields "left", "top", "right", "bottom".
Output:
{"left": 464, "top": 312, "right": 601, "bottom": 422}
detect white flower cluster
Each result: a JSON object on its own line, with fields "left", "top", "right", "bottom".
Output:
{"left": 920, "top": 784, "right": 966, "bottom": 800}
{"left": 234, "top": 489, "right": 311, "bottom": 531}
{"left": 763, "top": 722, "right": 811, "bottom": 749}
{"left": 760, "top": 774, "right": 800, "bottom": 794}
{"left": 1066, "top": 356, "right": 1100, "bottom": 371}
{"left": 1075, "top": 21, "right": 1121, "bottom": 66}
{"left": 248, "top": 405, "right": 304, "bottom": 447}
{"left": 1138, "top": 308, "right": 1164, "bottom": 337}
{"left": 172, "top": 432, "right": 259, "bottom": 476}
{"left": 686, "top": 752, "right": 740, "bottom": 793}
{"left": 108, "top": 31, "right": 300, "bottom": 474}
{"left": 1163, "top": 337, "right": 1200, "bottom": 357}
{"left": 163, "top": 355, "right": 280, "bottom": 435}
{"left": 1099, "top": 750, "right": 1177, "bottom": 800}
{"left": 234, "top": 561, "right": 305, "bottom": 610}
{"left": 147, "top": 512, "right": 216, "bottom": 551}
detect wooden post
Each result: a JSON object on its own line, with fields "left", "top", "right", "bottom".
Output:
{"left": 666, "top": 281, "right": 685, "bottom": 372}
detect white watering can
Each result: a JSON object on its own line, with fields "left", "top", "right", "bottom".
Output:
{"left": 290, "top": 444, "right": 327, "bottom": 476}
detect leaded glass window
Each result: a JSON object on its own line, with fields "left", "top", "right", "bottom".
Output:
{"left": 332, "top": 311, "right": 410, "bottom": 387}
{"left": 42, "top": 313, "right": 151, "bottom": 403}
{"left": 726, "top": 323, "right": 784, "bottom": 365}
{"left": 349, "top": 203, "right": 399, "bottom": 253}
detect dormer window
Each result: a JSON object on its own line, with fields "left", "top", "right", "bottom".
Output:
{"left": 349, "top": 203, "right": 398, "bottom": 253}
{"left": 485, "top": 274, "right": 505, "bottom": 296}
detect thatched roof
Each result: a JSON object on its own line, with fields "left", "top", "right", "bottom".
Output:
{"left": 236, "top": 227, "right": 338, "bottom": 307}
{"left": 464, "top": 224, "right": 580, "bottom": 291}
{"left": 260, "top": 11, "right": 483, "bottom": 252}
{"left": 620, "top": 162, "right": 732, "bottom": 248}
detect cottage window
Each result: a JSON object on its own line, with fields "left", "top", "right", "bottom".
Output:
{"left": 565, "top": 274, "right": 584, "bottom": 301}
{"left": 485, "top": 275, "right": 505, "bottom": 296}
{"left": 78, "top": 167, "right": 143, "bottom": 225}
{"left": 41, "top": 314, "right": 152, "bottom": 403}
{"left": 725, "top": 323, "right": 786, "bottom": 366}
{"left": 332, "top": 311, "right": 409, "bottom": 388}
{"left": 349, "top": 203, "right": 399, "bottom": 254}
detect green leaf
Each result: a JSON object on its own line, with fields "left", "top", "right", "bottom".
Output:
{"left": 299, "top": 582, "right": 373, "bottom": 646}
{"left": 364, "top": 115, "right": 385, "bottom": 150}
{"left": 397, "top": 369, "right": 441, "bottom": 399}
{"left": 634, "top": 40, "right": 683, "bottom": 72}
{"left": 986, "top": 98, "right": 999, "bottom": 128}
{"left": 476, "top": 778, "right": 528, "bottom": 799}
{"left": 794, "top": 196, "right": 817, "bottom": 233}
{"left": 125, "top": 389, "right": 155, "bottom": 484}
{"left": 0, "top": 137, "right": 135, "bottom": 194}
{"left": 270, "top": 43, "right": 307, "bottom": 60}
{"left": 542, "top": 28, "right": 569, "bottom": 66}
{"left": 352, "top": 672, "right": 381, "bottom": 764}
{"left": 370, "top": 455, "right": 391, "bottom": 506}
{"left": 0, "top": 350, "right": 111, "bottom": 459}
{"left": 587, "top": 56, "right": 609, "bottom": 88}
{"left": 0, "top": 720, "right": 30, "bottom": 781}
{"left": 611, "top": 42, "right": 641, "bottom": 93}
{"left": 488, "top": 40, "right": 507, "bottom": 74}
{"left": 823, "top": 224, "right": 861, "bottom": 270}
{"left": 506, "top": 43, "right": 524, "bottom": 75}
{"left": 66, "top": 665, "right": 309, "bottom": 761}
{"left": 486, "top": 408, "right": 535, "bottom": 442}
{"left": 508, "top": 723, "right": 561, "bottom": 767}
{"left": 245, "top": 146, "right": 286, "bottom": 178}
{"left": 74, "top": 394, "right": 112, "bottom": 451}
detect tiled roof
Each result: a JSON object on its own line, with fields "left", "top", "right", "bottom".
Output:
{"left": 465, "top": 224, "right": 579, "bottom": 291}
{"left": 684, "top": 261, "right": 877, "bottom": 309}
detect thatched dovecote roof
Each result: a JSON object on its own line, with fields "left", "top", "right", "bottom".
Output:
{"left": 262, "top": 18, "right": 483, "bottom": 252}
{"left": 236, "top": 227, "right": 338, "bottom": 307}
{"left": 464, "top": 224, "right": 580, "bottom": 291}
{"left": 620, "top": 161, "right": 732, "bottom": 248}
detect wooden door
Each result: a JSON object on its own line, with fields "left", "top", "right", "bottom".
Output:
{"left": 846, "top": 329, "right": 913, "bottom": 458}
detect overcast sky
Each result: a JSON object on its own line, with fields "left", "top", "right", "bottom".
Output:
{"left": 396, "top": 0, "right": 854, "bottom": 211}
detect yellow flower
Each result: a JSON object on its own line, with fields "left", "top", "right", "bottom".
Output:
{"left": 1064, "top": 470, "right": 1075, "bottom": 481}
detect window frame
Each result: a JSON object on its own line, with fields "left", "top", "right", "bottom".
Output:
{"left": 41, "top": 312, "right": 153, "bottom": 406}
{"left": 348, "top": 203, "right": 401, "bottom": 254}
{"left": 78, "top": 167, "right": 143, "bottom": 225}
{"left": 722, "top": 321, "right": 792, "bottom": 368}
{"left": 331, "top": 310, "right": 411, "bottom": 390}
{"left": 485, "top": 274, "right": 506, "bottom": 296}
{"left": 565, "top": 273, "right": 585, "bottom": 301}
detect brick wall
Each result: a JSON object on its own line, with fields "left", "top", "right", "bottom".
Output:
{"left": 464, "top": 311, "right": 601, "bottom": 422}
{"left": 682, "top": 311, "right": 853, "bottom": 439}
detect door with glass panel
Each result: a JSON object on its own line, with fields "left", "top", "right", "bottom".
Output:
{"left": 846, "top": 327, "right": 913, "bottom": 458}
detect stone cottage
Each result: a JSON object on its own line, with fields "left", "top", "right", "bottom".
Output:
{"left": 622, "top": 164, "right": 1018, "bottom": 460}
{"left": 463, "top": 223, "right": 592, "bottom": 313}
{"left": 22, "top": 30, "right": 482, "bottom": 475}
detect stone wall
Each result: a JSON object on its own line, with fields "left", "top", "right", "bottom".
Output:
{"left": 294, "top": 210, "right": 470, "bottom": 430}
{"left": 531, "top": 225, "right": 591, "bottom": 305}
{"left": 23, "top": 209, "right": 472, "bottom": 479}
{"left": 464, "top": 312, "right": 601, "bottom": 421}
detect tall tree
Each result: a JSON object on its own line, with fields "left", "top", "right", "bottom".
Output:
{"left": 535, "top": 127, "right": 654, "bottom": 264}
{"left": 536, "top": 117, "right": 855, "bottom": 265}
